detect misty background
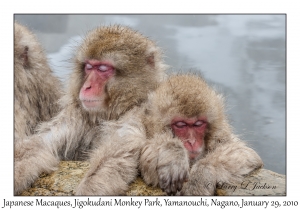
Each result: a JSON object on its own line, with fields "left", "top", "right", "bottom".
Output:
{"left": 15, "top": 14, "right": 286, "bottom": 175}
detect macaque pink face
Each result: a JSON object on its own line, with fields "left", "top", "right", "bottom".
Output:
{"left": 171, "top": 117, "right": 207, "bottom": 160}
{"left": 79, "top": 59, "right": 115, "bottom": 110}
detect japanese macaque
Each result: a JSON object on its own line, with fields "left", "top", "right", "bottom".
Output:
{"left": 14, "top": 22, "right": 61, "bottom": 142}
{"left": 139, "top": 74, "right": 263, "bottom": 195}
{"left": 14, "top": 25, "right": 167, "bottom": 195}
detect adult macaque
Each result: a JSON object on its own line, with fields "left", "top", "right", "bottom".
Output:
{"left": 14, "top": 25, "right": 167, "bottom": 195}
{"left": 14, "top": 22, "right": 61, "bottom": 142}
{"left": 139, "top": 74, "right": 263, "bottom": 195}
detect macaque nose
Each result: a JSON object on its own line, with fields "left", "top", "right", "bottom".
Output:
{"left": 187, "top": 130, "right": 196, "bottom": 145}
{"left": 188, "top": 138, "right": 196, "bottom": 146}
{"left": 83, "top": 83, "right": 92, "bottom": 91}
{"left": 83, "top": 71, "right": 97, "bottom": 91}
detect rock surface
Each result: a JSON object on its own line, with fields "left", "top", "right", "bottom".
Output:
{"left": 216, "top": 169, "right": 286, "bottom": 196}
{"left": 20, "top": 161, "right": 285, "bottom": 196}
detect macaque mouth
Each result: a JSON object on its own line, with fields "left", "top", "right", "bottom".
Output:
{"left": 82, "top": 99, "right": 100, "bottom": 102}
{"left": 81, "top": 99, "right": 102, "bottom": 109}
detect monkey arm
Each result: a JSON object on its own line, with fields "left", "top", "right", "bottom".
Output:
{"left": 181, "top": 135, "right": 263, "bottom": 195}
{"left": 14, "top": 106, "right": 88, "bottom": 195}
{"left": 210, "top": 136, "right": 264, "bottom": 184}
{"left": 14, "top": 136, "right": 59, "bottom": 195}
{"left": 75, "top": 138, "right": 142, "bottom": 195}
{"left": 37, "top": 108, "right": 93, "bottom": 159}
{"left": 76, "top": 109, "right": 146, "bottom": 195}
{"left": 140, "top": 132, "right": 190, "bottom": 195}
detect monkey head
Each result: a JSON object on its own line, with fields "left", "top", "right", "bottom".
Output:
{"left": 14, "top": 22, "right": 50, "bottom": 71}
{"left": 67, "top": 25, "right": 167, "bottom": 119}
{"left": 144, "top": 74, "right": 232, "bottom": 161}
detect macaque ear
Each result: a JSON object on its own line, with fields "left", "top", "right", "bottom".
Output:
{"left": 145, "top": 44, "right": 161, "bottom": 67}
{"left": 146, "top": 53, "right": 155, "bottom": 67}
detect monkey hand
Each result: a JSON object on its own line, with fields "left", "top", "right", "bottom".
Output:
{"left": 180, "top": 164, "right": 216, "bottom": 195}
{"left": 157, "top": 142, "right": 190, "bottom": 195}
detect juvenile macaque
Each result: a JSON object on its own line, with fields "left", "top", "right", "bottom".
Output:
{"left": 14, "top": 22, "right": 61, "bottom": 142}
{"left": 14, "top": 25, "right": 167, "bottom": 195}
{"left": 139, "top": 74, "right": 263, "bottom": 195}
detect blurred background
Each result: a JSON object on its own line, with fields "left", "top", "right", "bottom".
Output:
{"left": 15, "top": 14, "right": 286, "bottom": 175}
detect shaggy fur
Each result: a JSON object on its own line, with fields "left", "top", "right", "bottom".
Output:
{"left": 138, "top": 74, "right": 263, "bottom": 195}
{"left": 14, "top": 25, "right": 167, "bottom": 195}
{"left": 76, "top": 107, "right": 146, "bottom": 195}
{"left": 14, "top": 22, "right": 61, "bottom": 142}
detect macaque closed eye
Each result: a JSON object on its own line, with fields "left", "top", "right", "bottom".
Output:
{"left": 85, "top": 63, "right": 93, "bottom": 70}
{"left": 174, "top": 121, "right": 187, "bottom": 128}
{"left": 194, "top": 120, "right": 204, "bottom": 127}
{"left": 84, "top": 63, "right": 113, "bottom": 72}
{"left": 98, "top": 65, "right": 110, "bottom": 72}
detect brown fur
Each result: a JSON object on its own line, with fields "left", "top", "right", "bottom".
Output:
{"left": 14, "top": 22, "right": 61, "bottom": 142}
{"left": 138, "top": 74, "right": 263, "bottom": 195}
{"left": 76, "top": 107, "right": 146, "bottom": 195}
{"left": 14, "top": 25, "right": 167, "bottom": 195}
